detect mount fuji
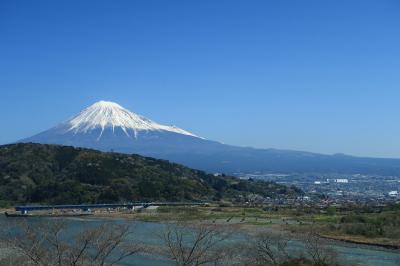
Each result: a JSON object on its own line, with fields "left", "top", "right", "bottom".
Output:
{"left": 21, "top": 101, "right": 210, "bottom": 154}
{"left": 20, "top": 101, "right": 400, "bottom": 175}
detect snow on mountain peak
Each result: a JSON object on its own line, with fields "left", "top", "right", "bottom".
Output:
{"left": 66, "top": 100, "right": 200, "bottom": 139}
{"left": 92, "top": 100, "right": 124, "bottom": 109}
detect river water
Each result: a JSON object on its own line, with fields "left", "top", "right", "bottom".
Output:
{"left": 0, "top": 216, "right": 399, "bottom": 266}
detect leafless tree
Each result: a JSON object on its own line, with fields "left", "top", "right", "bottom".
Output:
{"left": 302, "top": 228, "right": 343, "bottom": 266}
{"left": 160, "top": 223, "right": 232, "bottom": 266}
{"left": 0, "top": 220, "right": 143, "bottom": 266}
{"left": 252, "top": 232, "right": 292, "bottom": 266}
{"left": 237, "top": 230, "right": 295, "bottom": 266}
{"left": 238, "top": 228, "right": 349, "bottom": 266}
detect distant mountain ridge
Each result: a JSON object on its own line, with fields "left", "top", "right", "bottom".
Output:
{"left": 20, "top": 101, "right": 400, "bottom": 176}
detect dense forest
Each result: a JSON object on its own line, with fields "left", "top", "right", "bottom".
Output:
{"left": 0, "top": 143, "right": 302, "bottom": 206}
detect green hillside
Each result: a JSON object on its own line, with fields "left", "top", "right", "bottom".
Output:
{"left": 0, "top": 143, "right": 302, "bottom": 205}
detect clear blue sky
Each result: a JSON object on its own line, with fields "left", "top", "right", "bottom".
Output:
{"left": 1, "top": 0, "right": 400, "bottom": 158}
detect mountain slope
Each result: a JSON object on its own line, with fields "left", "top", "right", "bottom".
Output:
{"left": 20, "top": 101, "right": 400, "bottom": 176}
{"left": 0, "top": 143, "right": 301, "bottom": 205}
{"left": 21, "top": 100, "right": 211, "bottom": 157}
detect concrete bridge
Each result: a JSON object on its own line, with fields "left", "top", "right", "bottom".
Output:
{"left": 15, "top": 202, "right": 207, "bottom": 214}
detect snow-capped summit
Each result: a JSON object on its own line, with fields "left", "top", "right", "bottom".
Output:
{"left": 66, "top": 100, "right": 199, "bottom": 139}
{"left": 21, "top": 100, "right": 208, "bottom": 158}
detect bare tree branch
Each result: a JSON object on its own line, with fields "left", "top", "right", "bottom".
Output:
{"left": 160, "top": 223, "right": 232, "bottom": 266}
{"left": 1, "top": 220, "right": 143, "bottom": 266}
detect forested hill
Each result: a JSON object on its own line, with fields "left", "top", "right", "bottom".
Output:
{"left": 0, "top": 143, "right": 302, "bottom": 205}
